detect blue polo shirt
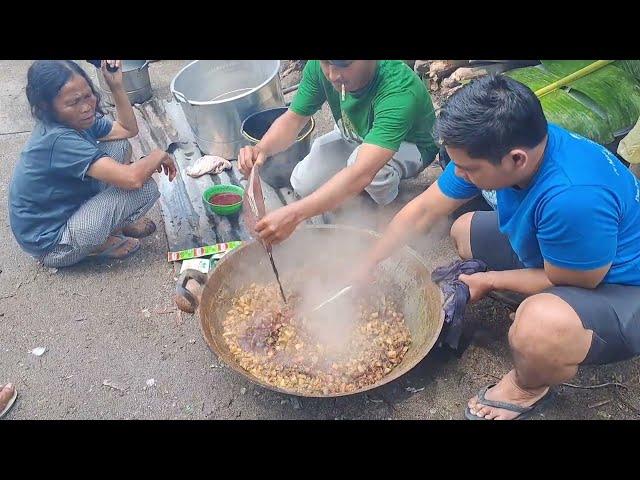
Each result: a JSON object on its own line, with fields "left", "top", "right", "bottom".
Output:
{"left": 438, "top": 124, "right": 640, "bottom": 285}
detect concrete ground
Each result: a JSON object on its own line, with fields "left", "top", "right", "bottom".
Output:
{"left": 1, "top": 60, "right": 639, "bottom": 420}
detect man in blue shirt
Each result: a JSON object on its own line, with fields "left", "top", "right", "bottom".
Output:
{"left": 357, "top": 75, "right": 640, "bottom": 420}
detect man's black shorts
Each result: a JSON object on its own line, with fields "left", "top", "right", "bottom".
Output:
{"left": 470, "top": 210, "right": 640, "bottom": 365}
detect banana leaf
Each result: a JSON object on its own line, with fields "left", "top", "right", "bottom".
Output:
{"left": 505, "top": 60, "right": 640, "bottom": 144}
{"left": 617, "top": 60, "right": 640, "bottom": 83}
{"left": 539, "top": 60, "right": 595, "bottom": 75}
{"left": 507, "top": 65, "right": 614, "bottom": 143}
{"left": 539, "top": 59, "right": 640, "bottom": 84}
{"left": 543, "top": 60, "right": 640, "bottom": 135}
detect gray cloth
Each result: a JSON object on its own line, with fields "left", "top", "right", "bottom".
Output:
{"left": 40, "top": 139, "right": 159, "bottom": 268}
{"left": 431, "top": 259, "right": 488, "bottom": 350}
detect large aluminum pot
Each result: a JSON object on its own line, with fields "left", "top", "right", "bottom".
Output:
{"left": 97, "top": 60, "right": 152, "bottom": 105}
{"left": 170, "top": 60, "right": 285, "bottom": 159}
{"left": 241, "top": 107, "right": 315, "bottom": 188}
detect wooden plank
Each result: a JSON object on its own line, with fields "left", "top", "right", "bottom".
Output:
{"left": 164, "top": 99, "right": 273, "bottom": 244}
{"left": 129, "top": 100, "right": 214, "bottom": 251}
{"left": 161, "top": 98, "right": 197, "bottom": 145}
{"left": 110, "top": 96, "right": 325, "bottom": 252}
{"left": 164, "top": 98, "right": 298, "bottom": 239}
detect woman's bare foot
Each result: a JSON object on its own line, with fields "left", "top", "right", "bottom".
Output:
{"left": 467, "top": 370, "right": 549, "bottom": 420}
{"left": 116, "top": 218, "right": 156, "bottom": 239}
{"left": 90, "top": 235, "right": 140, "bottom": 259}
{"left": 0, "top": 384, "right": 16, "bottom": 417}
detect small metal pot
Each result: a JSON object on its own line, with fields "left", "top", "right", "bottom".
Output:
{"left": 241, "top": 107, "right": 315, "bottom": 188}
{"left": 97, "top": 60, "right": 152, "bottom": 105}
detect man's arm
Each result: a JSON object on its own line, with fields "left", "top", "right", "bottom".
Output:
{"left": 462, "top": 262, "right": 611, "bottom": 303}
{"left": 544, "top": 261, "right": 611, "bottom": 289}
{"left": 238, "top": 110, "right": 310, "bottom": 176}
{"left": 491, "top": 186, "right": 616, "bottom": 294}
{"left": 256, "top": 110, "right": 311, "bottom": 156}
{"left": 256, "top": 143, "right": 396, "bottom": 244}
{"left": 295, "top": 144, "right": 393, "bottom": 215}
{"left": 361, "top": 181, "right": 471, "bottom": 268}
{"left": 462, "top": 185, "right": 617, "bottom": 301}
{"left": 486, "top": 262, "right": 609, "bottom": 294}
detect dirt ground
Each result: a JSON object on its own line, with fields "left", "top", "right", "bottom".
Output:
{"left": 1, "top": 60, "right": 639, "bottom": 420}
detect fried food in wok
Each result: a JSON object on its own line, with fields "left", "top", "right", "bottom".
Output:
{"left": 222, "top": 282, "right": 411, "bottom": 395}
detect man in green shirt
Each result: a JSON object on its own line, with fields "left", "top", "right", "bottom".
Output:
{"left": 238, "top": 60, "right": 438, "bottom": 245}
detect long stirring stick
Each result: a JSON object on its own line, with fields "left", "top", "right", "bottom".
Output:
{"left": 309, "top": 285, "right": 353, "bottom": 314}
{"left": 245, "top": 165, "right": 287, "bottom": 304}
{"left": 268, "top": 252, "right": 286, "bottom": 303}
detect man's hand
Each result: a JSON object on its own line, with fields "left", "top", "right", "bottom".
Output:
{"left": 255, "top": 204, "right": 303, "bottom": 245}
{"left": 156, "top": 151, "right": 177, "bottom": 181}
{"left": 459, "top": 271, "right": 495, "bottom": 303}
{"left": 238, "top": 145, "right": 266, "bottom": 177}
{"left": 349, "top": 259, "right": 377, "bottom": 295}
{"left": 101, "top": 60, "right": 123, "bottom": 91}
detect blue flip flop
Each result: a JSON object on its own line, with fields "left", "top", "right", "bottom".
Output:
{"left": 465, "top": 384, "right": 555, "bottom": 420}
{"left": 89, "top": 234, "right": 140, "bottom": 260}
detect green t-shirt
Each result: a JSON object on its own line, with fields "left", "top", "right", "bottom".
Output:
{"left": 290, "top": 60, "right": 438, "bottom": 165}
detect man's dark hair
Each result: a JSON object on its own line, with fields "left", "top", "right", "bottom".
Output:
{"left": 25, "top": 60, "right": 106, "bottom": 124}
{"left": 326, "top": 60, "right": 354, "bottom": 68}
{"left": 435, "top": 75, "right": 548, "bottom": 164}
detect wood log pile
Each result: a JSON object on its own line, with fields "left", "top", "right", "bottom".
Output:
{"left": 415, "top": 60, "right": 491, "bottom": 103}
{"left": 279, "top": 60, "right": 539, "bottom": 107}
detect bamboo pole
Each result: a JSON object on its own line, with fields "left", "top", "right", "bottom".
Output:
{"left": 534, "top": 60, "right": 615, "bottom": 98}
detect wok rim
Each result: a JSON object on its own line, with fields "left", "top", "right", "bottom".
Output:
{"left": 197, "top": 225, "right": 445, "bottom": 398}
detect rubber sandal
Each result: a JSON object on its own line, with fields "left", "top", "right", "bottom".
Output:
{"left": 121, "top": 218, "right": 156, "bottom": 238}
{"left": 464, "top": 384, "right": 554, "bottom": 420}
{"left": 89, "top": 234, "right": 140, "bottom": 260}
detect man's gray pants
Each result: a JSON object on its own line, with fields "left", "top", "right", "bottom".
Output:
{"left": 290, "top": 125, "right": 424, "bottom": 206}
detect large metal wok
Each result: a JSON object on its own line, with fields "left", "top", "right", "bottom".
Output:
{"left": 179, "top": 225, "right": 444, "bottom": 398}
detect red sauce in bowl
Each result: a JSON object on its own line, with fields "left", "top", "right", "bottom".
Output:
{"left": 210, "top": 193, "right": 242, "bottom": 206}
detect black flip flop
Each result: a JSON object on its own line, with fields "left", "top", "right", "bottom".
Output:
{"left": 465, "top": 384, "right": 554, "bottom": 420}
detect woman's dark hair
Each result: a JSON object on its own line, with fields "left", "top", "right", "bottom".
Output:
{"left": 435, "top": 75, "right": 548, "bottom": 164}
{"left": 25, "top": 60, "right": 106, "bottom": 124}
